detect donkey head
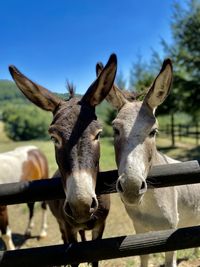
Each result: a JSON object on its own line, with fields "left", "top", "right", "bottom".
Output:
{"left": 97, "top": 59, "right": 172, "bottom": 206}
{"left": 9, "top": 54, "right": 117, "bottom": 223}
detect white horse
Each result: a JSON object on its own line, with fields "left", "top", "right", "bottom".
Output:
{"left": 0, "top": 146, "right": 48, "bottom": 249}
{"left": 97, "top": 59, "right": 200, "bottom": 267}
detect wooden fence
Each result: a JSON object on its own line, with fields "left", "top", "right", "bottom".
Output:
{"left": 161, "top": 123, "right": 200, "bottom": 145}
{"left": 0, "top": 160, "right": 200, "bottom": 266}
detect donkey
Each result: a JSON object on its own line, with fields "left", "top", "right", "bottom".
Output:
{"left": 9, "top": 53, "right": 117, "bottom": 267}
{"left": 97, "top": 59, "right": 200, "bottom": 267}
{"left": 0, "top": 145, "right": 48, "bottom": 250}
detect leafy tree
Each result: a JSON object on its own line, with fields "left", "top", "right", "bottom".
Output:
{"left": 2, "top": 105, "right": 51, "bottom": 141}
{"left": 154, "top": 0, "right": 200, "bottom": 145}
{"left": 157, "top": 0, "right": 200, "bottom": 119}
{"left": 129, "top": 55, "right": 154, "bottom": 94}
{"left": 116, "top": 71, "right": 126, "bottom": 90}
{"left": 130, "top": 1, "right": 200, "bottom": 146}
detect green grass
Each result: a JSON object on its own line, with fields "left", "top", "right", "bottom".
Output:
{"left": 157, "top": 135, "right": 200, "bottom": 162}
{"left": 157, "top": 112, "right": 192, "bottom": 128}
{"left": 100, "top": 137, "right": 116, "bottom": 170}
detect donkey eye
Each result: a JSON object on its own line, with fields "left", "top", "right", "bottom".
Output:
{"left": 149, "top": 129, "right": 158, "bottom": 138}
{"left": 113, "top": 127, "right": 120, "bottom": 136}
{"left": 50, "top": 136, "right": 61, "bottom": 147}
{"left": 94, "top": 131, "right": 102, "bottom": 141}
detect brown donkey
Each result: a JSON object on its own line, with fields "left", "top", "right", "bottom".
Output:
{"left": 9, "top": 54, "right": 117, "bottom": 266}
{"left": 97, "top": 59, "right": 200, "bottom": 267}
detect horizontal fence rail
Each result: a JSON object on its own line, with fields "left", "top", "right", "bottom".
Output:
{"left": 0, "top": 225, "right": 200, "bottom": 267}
{"left": 0, "top": 161, "right": 199, "bottom": 205}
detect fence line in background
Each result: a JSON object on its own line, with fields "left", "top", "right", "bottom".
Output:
{"left": 161, "top": 123, "right": 200, "bottom": 145}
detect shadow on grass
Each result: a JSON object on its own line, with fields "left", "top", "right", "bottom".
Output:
{"left": 178, "top": 145, "right": 200, "bottom": 163}
{"left": 158, "top": 145, "right": 200, "bottom": 163}
{"left": 0, "top": 232, "right": 41, "bottom": 250}
{"left": 160, "top": 257, "right": 200, "bottom": 267}
{"left": 157, "top": 145, "right": 177, "bottom": 153}
{"left": 160, "top": 257, "right": 192, "bottom": 267}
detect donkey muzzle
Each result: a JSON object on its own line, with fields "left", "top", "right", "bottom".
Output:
{"left": 63, "top": 197, "right": 98, "bottom": 223}
{"left": 116, "top": 173, "right": 147, "bottom": 205}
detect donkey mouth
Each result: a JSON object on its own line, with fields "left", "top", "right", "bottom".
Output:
{"left": 64, "top": 203, "right": 95, "bottom": 224}
{"left": 120, "top": 193, "right": 144, "bottom": 206}
{"left": 65, "top": 212, "right": 94, "bottom": 224}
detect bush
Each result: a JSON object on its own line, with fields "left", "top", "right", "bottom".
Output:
{"left": 2, "top": 105, "right": 51, "bottom": 141}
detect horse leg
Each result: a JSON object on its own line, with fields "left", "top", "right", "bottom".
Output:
{"left": 25, "top": 202, "right": 35, "bottom": 236}
{"left": 57, "top": 221, "right": 79, "bottom": 267}
{"left": 79, "top": 229, "right": 86, "bottom": 242}
{"left": 39, "top": 201, "right": 48, "bottom": 238}
{"left": 65, "top": 225, "right": 79, "bottom": 267}
{"left": 194, "top": 247, "right": 199, "bottom": 256}
{"left": 139, "top": 255, "right": 149, "bottom": 267}
{"left": 133, "top": 221, "right": 149, "bottom": 267}
{"left": 90, "top": 222, "right": 106, "bottom": 267}
{"left": 165, "top": 251, "right": 177, "bottom": 267}
{"left": 0, "top": 205, "right": 15, "bottom": 250}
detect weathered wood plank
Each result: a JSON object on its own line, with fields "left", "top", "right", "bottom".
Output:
{"left": 0, "top": 160, "right": 199, "bottom": 205}
{"left": 97, "top": 160, "right": 200, "bottom": 193}
{"left": 0, "top": 225, "right": 200, "bottom": 267}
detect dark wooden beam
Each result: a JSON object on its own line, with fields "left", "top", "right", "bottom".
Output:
{"left": 0, "top": 225, "right": 200, "bottom": 267}
{"left": 0, "top": 160, "right": 199, "bottom": 205}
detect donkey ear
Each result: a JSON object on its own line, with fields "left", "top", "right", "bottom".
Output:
{"left": 144, "top": 59, "right": 173, "bottom": 111}
{"left": 106, "top": 84, "right": 127, "bottom": 110}
{"left": 81, "top": 54, "right": 117, "bottom": 107}
{"left": 95, "top": 62, "right": 127, "bottom": 110}
{"left": 96, "top": 62, "right": 104, "bottom": 77}
{"left": 9, "top": 65, "right": 61, "bottom": 112}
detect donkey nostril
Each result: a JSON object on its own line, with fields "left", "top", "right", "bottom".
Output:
{"left": 141, "top": 181, "right": 146, "bottom": 189}
{"left": 117, "top": 180, "right": 124, "bottom": 193}
{"left": 90, "top": 197, "right": 98, "bottom": 213}
{"left": 91, "top": 198, "right": 97, "bottom": 209}
{"left": 139, "top": 181, "right": 147, "bottom": 194}
{"left": 64, "top": 202, "right": 73, "bottom": 217}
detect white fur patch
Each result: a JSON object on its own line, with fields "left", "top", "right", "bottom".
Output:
{"left": 0, "top": 146, "right": 37, "bottom": 184}
{"left": 65, "top": 170, "right": 95, "bottom": 203}
{"left": 119, "top": 143, "right": 146, "bottom": 180}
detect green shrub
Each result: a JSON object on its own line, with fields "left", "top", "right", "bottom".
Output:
{"left": 2, "top": 105, "right": 51, "bottom": 141}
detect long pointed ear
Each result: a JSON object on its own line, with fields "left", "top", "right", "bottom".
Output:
{"left": 9, "top": 66, "right": 62, "bottom": 112}
{"left": 81, "top": 54, "right": 117, "bottom": 107}
{"left": 144, "top": 59, "right": 173, "bottom": 111}
{"left": 96, "top": 62, "right": 127, "bottom": 110}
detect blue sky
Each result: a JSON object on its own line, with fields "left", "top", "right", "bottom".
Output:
{"left": 0, "top": 0, "right": 181, "bottom": 94}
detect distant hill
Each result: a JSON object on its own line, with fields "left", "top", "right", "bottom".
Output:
{"left": 0, "top": 79, "right": 109, "bottom": 112}
{"left": 0, "top": 79, "right": 27, "bottom": 104}
{"left": 0, "top": 79, "right": 70, "bottom": 106}
{"left": 0, "top": 79, "right": 112, "bottom": 133}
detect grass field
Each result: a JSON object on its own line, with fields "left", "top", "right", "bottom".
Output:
{"left": 0, "top": 122, "right": 200, "bottom": 266}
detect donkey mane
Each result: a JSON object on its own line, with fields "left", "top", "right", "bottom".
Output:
{"left": 119, "top": 89, "right": 146, "bottom": 102}
{"left": 66, "top": 80, "right": 76, "bottom": 100}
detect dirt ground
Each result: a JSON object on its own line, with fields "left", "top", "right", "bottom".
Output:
{"left": 2, "top": 194, "right": 200, "bottom": 267}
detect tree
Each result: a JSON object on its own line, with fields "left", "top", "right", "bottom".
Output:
{"left": 129, "top": 55, "right": 154, "bottom": 94}
{"left": 2, "top": 105, "right": 51, "bottom": 141}
{"left": 116, "top": 71, "right": 126, "bottom": 90}
{"left": 136, "top": 1, "right": 200, "bottom": 146}
{"left": 157, "top": 0, "right": 200, "bottom": 119}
